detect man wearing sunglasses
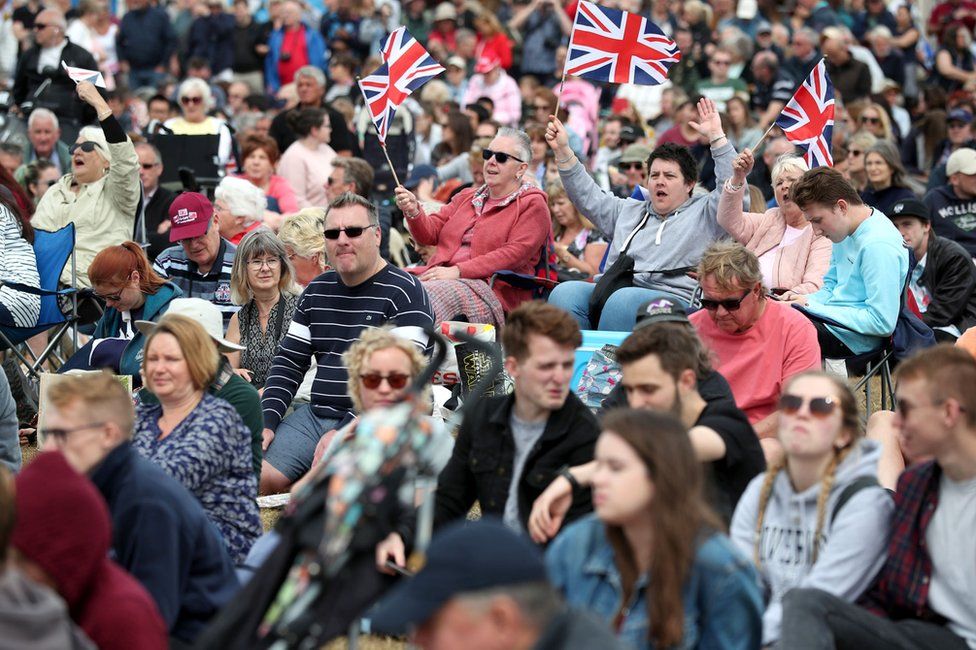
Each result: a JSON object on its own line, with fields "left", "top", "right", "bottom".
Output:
{"left": 610, "top": 143, "right": 650, "bottom": 199}
{"left": 11, "top": 7, "right": 100, "bottom": 126}
{"left": 260, "top": 193, "right": 434, "bottom": 495}
{"left": 779, "top": 345, "right": 976, "bottom": 650}
{"left": 689, "top": 242, "right": 821, "bottom": 458}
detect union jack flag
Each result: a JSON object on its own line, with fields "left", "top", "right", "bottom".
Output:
{"left": 774, "top": 60, "right": 835, "bottom": 168}
{"left": 358, "top": 27, "right": 443, "bottom": 142}
{"left": 564, "top": 0, "right": 680, "bottom": 85}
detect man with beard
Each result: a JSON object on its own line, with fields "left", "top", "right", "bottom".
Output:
{"left": 526, "top": 321, "right": 765, "bottom": 543}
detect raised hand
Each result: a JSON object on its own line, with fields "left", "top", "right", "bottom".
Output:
{"left": 545, "top": 114, "right": 572, "bottom": 157}
{"left": 688, "top": 97, "right": 724, "bottom": 141}
{"left": 731, "top": 148, "right": 754, "bottom": 185}
{"left": 393, "top": 185, "right": 420, "bottom": 217}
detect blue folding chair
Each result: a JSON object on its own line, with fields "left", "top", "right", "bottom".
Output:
{"left": 0, "top": 224, "right": 82, "bottom": 403}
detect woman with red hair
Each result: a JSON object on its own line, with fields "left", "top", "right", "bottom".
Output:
{"left": 60, "top": 241, "right": 181, "bottom": 379}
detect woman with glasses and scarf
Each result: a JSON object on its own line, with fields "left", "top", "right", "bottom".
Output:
{"left": 729, "top": 371, "right": 892, "bottom": 647}
{"left": 32, "top": 81, "right": 139, "bottom": 289}
{"left": 224, "top": 230, "right": 300, "bottom": 390}
{"left": 393, "top": 127, "right": 551, "bottom": 327}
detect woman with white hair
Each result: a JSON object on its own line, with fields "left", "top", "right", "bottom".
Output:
{"left": 214, "top": 176, "right": 267, "bottom": 245}
{"left": 225, "top": 229, "right": 300, "bottom": 389}
{"left": 164, "top": 77, "right": 234, "bottom": 169}
{"left": 32, "top": 81, "right": 139, "bottom": 289}
{"left": 718, "top": 149, "right": 832, "bottom": 295}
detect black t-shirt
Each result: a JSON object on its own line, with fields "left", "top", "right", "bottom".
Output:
{"left": 697, "top": 398, "right": 766, "bottom": 524}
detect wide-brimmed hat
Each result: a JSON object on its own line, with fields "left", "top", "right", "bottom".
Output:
{"left": 135, "top": 298, "right": 244, "bottom": 353}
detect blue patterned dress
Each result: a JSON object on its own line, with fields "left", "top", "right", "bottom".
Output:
{"left": 133, "top": 393, "right": 261, "bottom": 564}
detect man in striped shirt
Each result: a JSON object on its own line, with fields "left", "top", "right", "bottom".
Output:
{"left": 152, "top": 192, "right": 239, "bottom": 329}
{"left": 260, "top": 193, "right": 434, "bottom": 494}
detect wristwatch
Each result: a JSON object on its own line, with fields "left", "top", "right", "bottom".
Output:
{"left": 558, "top": 465, "right": 581, "bottom": 492}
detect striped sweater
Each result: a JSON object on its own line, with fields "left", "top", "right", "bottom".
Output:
{"left": 0, "top": 204, "right": 40, "bottom": 327}
{"left": 261, "top": 264, "right": 434, "bottom": 431}
{"left": 152, "top": 238, "right": 239, "bottom": 329}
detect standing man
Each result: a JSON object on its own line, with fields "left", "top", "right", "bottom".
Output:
{"left": 268, "top": 65, "right": 356, "bottom": 156}
{"left": 889, "top": 198, "right": 976, "bottom": 341}
{"left": 152, "top": 192, "right": 238, "bottom": 328}
{"left": 136, "top": 142, "right": 176, "bottom": 261}
{"left": 264, "top": 1, "right": 325, "bottom": 93}
{"left": 260, "top": 193, "right": 433, "bottom": 494}
{"left": 116, "top": 0, "right": 177, "bottom": 91}
{"left": 374, "top": 301, "right": 598, "bottom": 566}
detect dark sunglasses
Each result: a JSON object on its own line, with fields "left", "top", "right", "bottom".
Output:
{"left": 94, "top": 287, "right": 125, "bottom": 301}
{"left": 323, "top": 225, "right": 377, "bottom": 240}
{"left": 860, "top": 116, "right": 880, "bottom": 124}
{"left": 360, "top": 372, "right": 410, "bottom": 389}
{"left": 779, "top": 394, "right": 837, "bottom": 418}
{"left": 618, "top": 162, "right": 644, "bottom": 171}
{"left": 180, "top": 96, "right": 204, "bottom": 105}
{"left": 69, "top": 141, "right": 101, "bottom": 155}
{"left": 482, "top": 148, "right": 524, "bottom": 164}
{"left": 847, "top": 149, "right": 863, "bottom": 156}
{"left": 700, "top": 290, "right": 750, "bottom": 312}
{"left": 33, "top": 22, "right": 52, "bottom": 30}
{"left": 140, "top": 162, "right": 159, "bottom": 170}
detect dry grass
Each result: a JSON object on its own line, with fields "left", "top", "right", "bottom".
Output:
{"left": 323, "top": 637, "right": 407, "bottom": 649}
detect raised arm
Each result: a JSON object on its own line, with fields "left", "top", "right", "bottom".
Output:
{"left": 717, "top": 147, "right": 764, "bottom": 243}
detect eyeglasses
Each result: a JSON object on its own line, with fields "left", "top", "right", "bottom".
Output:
{"left": 860, "top": 116, "right": 880, "bottom": 124}
{"left": 247, "top": 257, "right": 281, "bottom": 270}
{"left": 360, "top": 372, "right": 410, "bottom": 389}
{"left": 482, "top": 148, "right": 524, "bottom": 164}
{"left": 45, "top": 422, "right": 107, "bottom": 441}
{"left": 699, "top": 290, "right": 751, "bottom": 312}
{"left": 323, "top": 225, "right": 377, "bottom": 240}
{"left": 94, "top": 287, "right": 126, "bottom": 301}
{"left": 326, "top": 175, "right": 346, "bottom": 186}
{"left": 618, "top": 162, "right": 644, "bottom": 171}
{"left": 847, "top": 149, "right": 863, "bottom": 157}
{"left": 69, "top": 141, "right": 101, "bottom": 155}
{"left": 33, "top": 22, "right": 53, "bottom": 30}
{"left": 779, "top": 394, "right": 837, "bottom": 418}
{"left": 180, "top": 96, "right": 204, "bottom": 105}
{"left": 140, "top": 162, "right": 159, "bottom": 170}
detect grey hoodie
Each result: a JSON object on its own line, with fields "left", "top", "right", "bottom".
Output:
{"left": 558, "top": 141, "right": 741, "bottom": 302}
{"left": 730, "top": 439, "right": 893, "bottom": 646}
{"left": 0, "top": 566, "right": 94, "bottom": 649}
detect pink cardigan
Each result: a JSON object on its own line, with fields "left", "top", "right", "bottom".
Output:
{"left": 717, "top": 183, "right": 831, "bottom": 294}
{"left": 406, "top": 185, "right": 552, "bottom": 312}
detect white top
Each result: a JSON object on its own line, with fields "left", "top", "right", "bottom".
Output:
{"left": 926, "top": 473, "right": 976, "bottom": 649}
{"left": 37, "top": 40, "right": 66, "bottom": 74}
{"left": 758, "top": 224, "right": 806, "bottom": 290}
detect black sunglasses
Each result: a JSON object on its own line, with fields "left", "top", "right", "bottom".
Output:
{"left": 482, "top": 148, "right": 524, "bottom": 164}
{"left": 33, "top": 22, "right": 53, "bottom": 29}
{"left": 180, "top": 96, "right": 204, "bottom": 105}
{"left": 618, "top": 162, "right": 644, "bottom": 171}
{"left": 700, "top": 290, "right": 751, "bottom": 312}
{"left": 779, "top": 394, "right": 837, "bottom": 418}
{"left": 323, "top": 225, "right": 377, "bottom": 240}
{"left": 69, "top": 141, "right": 101, "bottom": 155}
{"left": 140, "top": 162, "right": 159, "bottom": 170}
{"left": 360, "top": 372, "right": 410, "bottom": 389}
{"left": 860, "top": 116, "right": 880, "bottom": 124}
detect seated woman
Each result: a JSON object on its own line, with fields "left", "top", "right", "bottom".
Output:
{"left": 859, "top": 140, "right": 919, "bottom": 216}
{"left": 237, "top": 133, "right": 298, "bottom": 230}
{"left": 720, "top": 150, "right": 832, "bottom": 295}
{"left": 276, "top": 107, "right": 335, "bottom": 209}
{"left": 164, "top": 78, "right": 235, "bottom": 170}
{"left": 133, "top": 314, "right": 261, "bottom": 564}
{"left": 730, "top": 371, "right": 893, "bottom": 647}
{"left": 225, "top": 230, "right": 300, "bottom": 390}
{"left": 0, "top": 188, "right": 40, "bottom": 328}
{"left": 61, "top": 242, "right": 180, "bottom": 380}
{"left": 545, "top": 409, "right": 763, "bottom": 650}
{"left": 393, "top": 127, "right": 552, "bottom": 327}
{"left": 213, "top": 176, "right": 266, "bottom": 245}
{"left": 278, "top": 208, "right": 328, "bottom": 287}
{"left": 548, "top": 181, "right": 607, "bottom": 280}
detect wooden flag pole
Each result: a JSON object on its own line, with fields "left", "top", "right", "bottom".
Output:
{"left": 749, "top": 121, "right": 779, "bottom": 155}
{"left": 356, "top": 75, "right": 401, "bottom": 187}
{"left": 554, "top": 73, "right": 568, "bottom": 117}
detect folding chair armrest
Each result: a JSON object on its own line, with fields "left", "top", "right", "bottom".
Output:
{"left": 0, "top": 281, "right": 81, "bottom": 298}
{"left": 490, "top": 271, "right": 559, "bottom": 292}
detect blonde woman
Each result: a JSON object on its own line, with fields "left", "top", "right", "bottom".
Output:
{"left": 278, "top": 208, "right": 329, "bottom": 287}
{"left": 225, "top": 230, "right": 300, "bottom": 389}
{"left": 856, "top": 102, "right": 896, "bottom": 143}
{"left": 730, "top": 371, "right": 893, "bottom": 647}
{"left": 547, "top": 182, "right": 607, "bottom": 279}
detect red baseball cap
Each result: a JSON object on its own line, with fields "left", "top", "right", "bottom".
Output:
{"left": 474, "top": 54, "right": 501, "bottom": 74}
{"left": 168, "top": 192, "right": 214, "bottom": 242}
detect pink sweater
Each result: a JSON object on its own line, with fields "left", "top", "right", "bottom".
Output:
{"left": 717, "top": 182, "right": 831, "bottom": 294}
{"left": 406, "top": 185, "right": 552, "bottom": 312}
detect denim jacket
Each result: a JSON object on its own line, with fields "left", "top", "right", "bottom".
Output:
{"left": 545, "top": 515, "right": 763, "bottom": 650}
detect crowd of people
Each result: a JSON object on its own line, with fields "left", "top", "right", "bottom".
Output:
{"left": 0, "top": 0, "right": 975, "bottom": 647}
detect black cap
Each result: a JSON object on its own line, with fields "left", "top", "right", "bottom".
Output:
{"left": 618, "top": 123, "right": 641, "bottom": 144}
{"left": 369, "top": 518, "right": 547, "bottom": 634}
{"left": 888, "top": 198, "right": 930, "bottom": 222}
{"left": 635, "top": 297, "right": 690, "bottom": 329}
{"left": 404, "top": 164, "right": 438, "bottom": 190}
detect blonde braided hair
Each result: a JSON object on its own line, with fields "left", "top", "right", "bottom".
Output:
{"left": 752, "top": 372, "right": 863, "bottom": 567}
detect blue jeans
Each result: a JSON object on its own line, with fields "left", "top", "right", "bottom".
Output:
{"left": 548, "top": 281, "right": 687, "bottom": 331}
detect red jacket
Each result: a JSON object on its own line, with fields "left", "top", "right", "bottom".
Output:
{"left": 407, "top": 184, "right": 552, "bottom": 312}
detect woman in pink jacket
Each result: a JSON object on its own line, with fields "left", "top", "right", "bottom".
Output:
{"left": 394, "top": 128, "right": 552, "bottom": 327}
{"left": 717, "top": 148, "right": 831, "bottom": 295}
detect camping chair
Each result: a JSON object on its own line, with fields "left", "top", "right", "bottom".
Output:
{"left": 0, "top": 224, "right": 82, "bottom": 406}
{"left": 489, "top": 237, "right": 560, "bottom": 306}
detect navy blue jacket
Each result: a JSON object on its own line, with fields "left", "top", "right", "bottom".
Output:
{"left": 117, "top": 7, "right": 177, "bottom": 69}
{"left": 188, "top": 13, "right": 236, "bottom": 75}
{"left": 923, "top": 185, "right": 976, "bottom": 258}
{"left": 90, "top": 443, "right": 239, "bottom": 643}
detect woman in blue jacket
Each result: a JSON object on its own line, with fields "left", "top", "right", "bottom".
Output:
{"left": 545, "top": 409, "right": 763, "bottom": 650}
{"left": 63, "top": 241, "right": 181, "bottom": 381}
